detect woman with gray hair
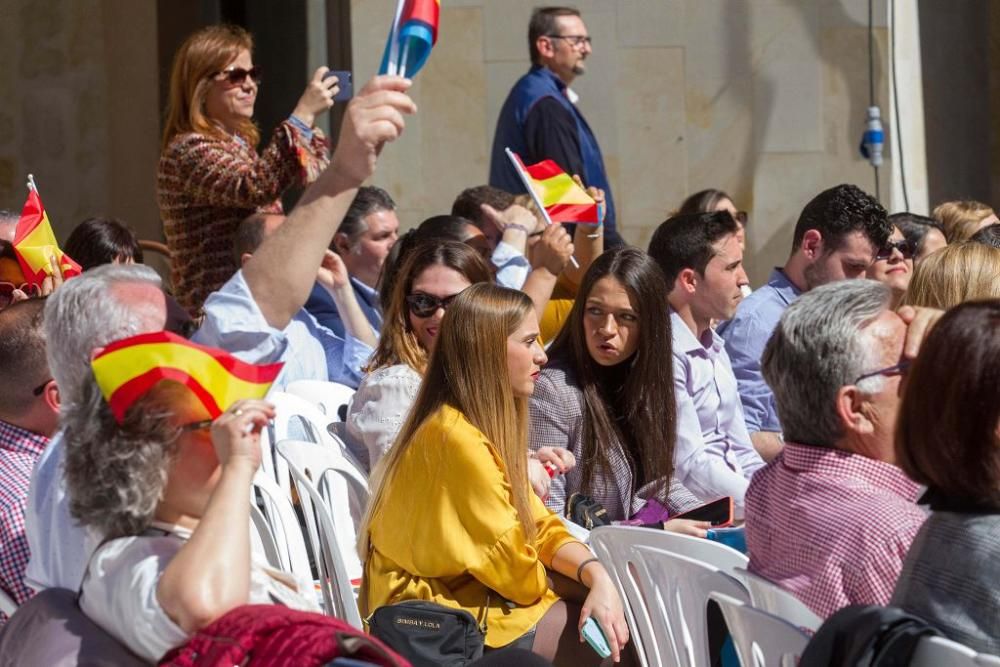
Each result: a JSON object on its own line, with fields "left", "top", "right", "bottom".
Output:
{"left": 63, "top": 348, "right": 318, "bottom": 662}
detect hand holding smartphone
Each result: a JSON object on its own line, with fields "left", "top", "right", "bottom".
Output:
{"left": 323, "top": 70, "right": 353, "bottom": 101}
{"left": 581, "top": 616, "right": 612, "bottom": 658}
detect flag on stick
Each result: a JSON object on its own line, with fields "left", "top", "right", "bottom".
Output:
{"left": 91, "top": 331, "right": 283, "bottom": 423}
{"left": 378, "top": 0, "right": 440, "bottom": 78}
{"left": 13, "top": 176, "right": 81, "bottom": 287}
{"left": 504, "top": 149, "right": 600, "bottom": 224}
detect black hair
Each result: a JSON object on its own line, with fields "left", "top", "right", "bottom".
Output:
{"left": 889, "top": 212, "right": 946, "bottom": 256}
{"left": 63, "top": 217, "right": 143, "bottom": 270}
{"left": 647, "top": 211, "right": 740, "bottom": 286}
{"left": 792, "top": 184, "right": 891, "bottom": 251}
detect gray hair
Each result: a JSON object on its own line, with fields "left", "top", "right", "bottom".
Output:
{"left": 762, "top": 279, "right": 891, "bottom": 448}
{"left": 335, "top": 186, "right": 396, "bottom": 251}
{"left": 44, "top": 263, "right": 162, "bottom": 403}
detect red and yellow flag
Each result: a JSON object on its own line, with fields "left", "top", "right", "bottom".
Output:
{"left": 14, "top": 189, "right": 81, "bottom": 287}
{"left": 512, "top": 154, "right": 600, "bottom": 224}
{"left": 91, "top": 331, "right": 283, "bottom": 423}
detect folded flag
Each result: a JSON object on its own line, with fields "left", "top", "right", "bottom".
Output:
{"left": 14, "top": 187, "right": 81, "bottom": 287}
{"left": 91, "top": 331, "right": 284, "bottom": 423}
{"left": 506, "top": 150, "right": 600, "bottom": 224}
{"left": 378, "top": 0, "right": 440, "bottom": 78}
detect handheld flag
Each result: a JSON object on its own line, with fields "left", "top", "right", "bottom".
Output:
{"left": 504, "top": 149, "right": 600, "bottom": 224}
{"left": 13, "top": 178, "right": 81, "bottom": 287}
{"left": 91, "top": 331, "right": 284, "bottom": 423}
{"left": 378, "top": 0, "right": 440, "bottom": 78}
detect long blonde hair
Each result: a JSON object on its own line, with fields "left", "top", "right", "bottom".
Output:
{"left": 901, "top": 242, "right": 1000, "bottom": 309}
{"left": 932, "top": 200, "right": 995, "bottom": 243}
{"left": 359, "top": 284, "right": 537, "bottom": 557}
{"left": 162, "top": 24, "right": 260, "bottom": 150}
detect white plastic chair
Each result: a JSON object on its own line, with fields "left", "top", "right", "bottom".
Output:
{"left": 634, "top": 544, "right": 751, "bottom": 667}
{"left": 911, "top": 635, "right": 1000, "bottom": 666}
{"left": 734, "top": 567, "right": 822, "bottom": 632}
{"left": 251, "top": 471, "right": 313, "bottom": 579}
{"left": 590, "top": 526, "right": 672, "bottom": 667}
{"left": 0, "top": 587, "right": 18, "bottom": 618}
{"left": 708, "top": 592, "right": 809, "bottom": 667}
{"left": 278, "top": 440, "right": 364, "bottom": 628}
{"left": 268, "top": 392, "right": 366, "bottom": 477}
{"left": 630, "top": 528, "right": 749, "bottom": 578}
{"left": 286, "top": 380, "right": 356, "bottom": 421}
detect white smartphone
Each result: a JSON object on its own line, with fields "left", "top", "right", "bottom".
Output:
{"left": 582, "top": 616, "right": 612, "bottom": 658}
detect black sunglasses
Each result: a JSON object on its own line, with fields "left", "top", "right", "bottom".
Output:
{"left": 876, "top": 239, "right": 914, "bottom": 261}
{"left": 406, "top": 292, "right": 461, "bottom": 318}
{"left": 212, "top": 66, "right": 262, "bottom": 86}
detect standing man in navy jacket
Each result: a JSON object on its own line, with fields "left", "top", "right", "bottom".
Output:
{"left": 489, "top": 6, "right": 623, "bottom": 247}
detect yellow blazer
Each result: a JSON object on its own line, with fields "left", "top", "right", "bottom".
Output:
{"left": 363, "top": 403, "right": 581, "bottom": 647}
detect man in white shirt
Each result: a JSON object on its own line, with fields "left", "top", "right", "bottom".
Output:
{"left": 648, "top": 211, "right": 764, "bottom": 513}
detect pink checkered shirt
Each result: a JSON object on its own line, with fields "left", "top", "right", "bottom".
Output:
{"left": 745, "top": 442, "right": 926, "bottom": 619}
{"left": 0, "top": 419, "right": 49, "bottom": 621}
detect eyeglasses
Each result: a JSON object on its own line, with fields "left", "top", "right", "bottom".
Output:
{"left": 406, "top": 292, "right": 461, "bottom": 318}
{"left": 179, "top": 418, "right": 214, "bottom": 433}
{"left": 853, "top": 359, "right": 911, "bottom": 386}
{"left": 875, "top": 239, "right": 914, "bottom": 261}
{"left": 546, "top": 34, "right": 592, "bottom": 48}
{"left": 733, "top": 211, "right": 749, "bottom": 225}
{"left": 31, "top": 379, "right": 52, "bottom": 397}
{"left": 211, "top": 66, "right": 262, "bottom": 86}
{"left": 0, "top": 282, "right": 36, "bottom": 298}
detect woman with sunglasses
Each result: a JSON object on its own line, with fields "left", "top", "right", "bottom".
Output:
{"left": 159, "top": 24, "right": 339, "bottom": 315}
{"left": 360, "top": 283, "right": 631, "bottom": 664}
{"left": 865, "top": 225, "right": 914, "bottom": 308}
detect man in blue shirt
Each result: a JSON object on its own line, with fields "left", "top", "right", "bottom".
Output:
{"left": 717, "top": 184, "right": 891, "bottom": 461}
{"left": 489, "top": 7, "right": 623, "bottom": 247}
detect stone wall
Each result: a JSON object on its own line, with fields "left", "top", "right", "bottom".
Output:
{"left": 351, "top": 0, "right": 893, "bottom": 284}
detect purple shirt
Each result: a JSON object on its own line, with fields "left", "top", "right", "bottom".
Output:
{"left": 671, "top": 310, "right": 764, "bottom": 510}
{"left": 745, "top": 442, "right": 926, "bottom": 619}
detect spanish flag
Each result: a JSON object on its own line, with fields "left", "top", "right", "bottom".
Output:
{"left": 508, "top": 151, "right": 600, "bottom": 224}
{"left": 378, "top": 0, "right": 440, "bottom": 78}
{"left": 14, "top": 188, "right": 81, "bottom": 287}
{"left": 91, "top": 331, "right": 283, "bottom": 423}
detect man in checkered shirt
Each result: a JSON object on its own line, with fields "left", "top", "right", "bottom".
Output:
{"left": 0, "top": 299, "right": 58, "bottom": 621}
{"left": 744, "top": 279, "right": 930, "bottom": 619}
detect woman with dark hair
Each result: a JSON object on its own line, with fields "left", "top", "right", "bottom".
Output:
{"left": 529, "top": 246, "right": 704, "bottom": 532}
{"left": 677, "top": 188, "right": 748, "bottom": 248}
{"left": 158, "top": 24, "right": 339, "bottom": 314}
{"left": 891, "top": 300, "right": 1000, "bottom": 655}
{"left": 888, "top": 212, "right": 947, "bottom": 263}
{"left": 360, "top": 283, "right": 630, "bottom": 663}
{"left": 64, "top": 217, "right": 143, "bottom": 271}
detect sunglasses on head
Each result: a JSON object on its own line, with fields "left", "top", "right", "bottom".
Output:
{"left": 212, "top": 66, "right": 262, "bottom": 86}
{"left": 0, "top": 282, "right": 37, "bottom": 306}
{"left": 406, "top": 292, "right": 460, "bottom": 318}
{"left": 876, "top": 239, "right": 914, "bottom": 261}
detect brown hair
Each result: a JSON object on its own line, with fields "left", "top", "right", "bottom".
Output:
{"left": 162, "top": 24, "right": 259, "bottom": 150}
{"left": 367, "top": 241, "right": 492, "bottom": 374}
{"left": 895, "top": 300, "right": 1000, "bottom": 505}
{"left": 528, "top": 7, "right": 581, "bottom": 65}
{"left": 932, "top": 200, "right": 996, "bottom": 243}
{"left": 901, "top": 242, "right": 1000, "bottom": 309}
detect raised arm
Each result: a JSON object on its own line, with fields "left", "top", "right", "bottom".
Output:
{"left": 242, "top": 76, "right": 416, "bottom": 329}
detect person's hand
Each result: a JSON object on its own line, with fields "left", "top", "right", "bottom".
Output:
{"left": 480, "top": 203, "right": 537, "bottom": 236}
{"left": 531, "top": 224, "right": 574, "bottom": 275}
{"left": 663, "top": 518, "right": 711, "bottom": 538}
{"left": 572, "top": 174, "right": 606, "bottom": 226}
{"left": 292, "top": 66, "right": 339, "bottom": 127}
{"left": 316, "top": 249, "right": 350, "bottom": 293}
{"left": 210, "top": 399, "right": 275, "bottom": 471}
{"left": 528, "top": 457, "right": 551, "bottom": 501}
{"left": 533, "top": 446, "right": 576, "bottom": 475}
{"left": 897, "top": 305, "right": 945, "bottom": 359}
{"left": 580, "top": 566, "right": 629, "bottom": 663}
{"left": 329, "top": 76, "right": 416, "bottom": 188}
{"left": 37, "top": 254, "right": 65, "bottom": 297}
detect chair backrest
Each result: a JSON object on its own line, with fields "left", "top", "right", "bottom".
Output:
{"left": 634, "top": 545, "right": 751, "bottom": 667}
{"left": 286, "top": 380, "right": 357, "bottom": 421}
{"left": 251, "top": 471, "right": 313, "bottom": 579}
{"left": 590, "top": 526, "right": 672, "bottom": 667}
{"left": 709, "top": 592, "right": 810, "bottom": 667}
{"left": 911, "top": 635, "right": 979, "bottom": 666}
{"left": 278, "top": 440, "right": 366, "bottom": 629}
{"left": 269, "top": 391, "right": 367, "bottom": 475}
{"left": 0, "top": 588, "right": 17, "bottom": 619}
{"left": 633, "top": 528, "right": 749, "bottom": 578}
{"left": 734, "top": 567, "right": 822, "bottom": 632}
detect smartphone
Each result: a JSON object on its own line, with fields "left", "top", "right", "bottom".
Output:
{"left": 581, "top": 616, "right": 612, "bottom": 659}
{"left": 674, "top": 496, "right": 734, "bottom": 527}
{"left": 325, "top": 70, "right": 353, "bottom": 101}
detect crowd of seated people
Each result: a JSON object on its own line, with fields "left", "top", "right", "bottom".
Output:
{"left": 2, "top": 16, "right": 1000, "bottom": 667}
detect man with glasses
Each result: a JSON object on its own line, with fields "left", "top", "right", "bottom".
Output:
{"left": 489, "top": 7, "right": 623, "bottom": 247}
{"left": 743, "top": 279, "right": 932, "bottom": 619}
{"left": 0, "top": 299, "right": 58, "bottom": 619}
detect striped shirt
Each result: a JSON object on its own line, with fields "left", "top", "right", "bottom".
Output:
{"left": 0, "top": 419, "right": 49, "bottom": 621}
{"left": 745, "top": 442, "right": 926, "bottom": 619}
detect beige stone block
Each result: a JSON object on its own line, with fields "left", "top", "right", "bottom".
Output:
{"left": 615, "top": 47, "right": 686, "bottom": 241}
{"left": 748, "top": 1, "right": 819, "bottom": 69}
{"left": 617, "top": 0, "right": 685, "bottom": 48}
{"left": 484, "top": 0, "right": 537, "bottom": 62}
{"left": 685, "top": 76, "right": 754, "bottom": 212}
{"left": 683, "top": 0, "right": 753, "bottom": 81}
{"left": 753, "top": 60, "right": 823, "bottom": 153}
{"left": 351, "top": 0, "right": 401, "bottom": 80}
{"left": 570, "top": 8, "right": 619, "bottom": 160}
{"left": 749, "top": 153, "right": 826, "bottom": 285}
{"left": 820, "top": 0, "right": 888, "bottom": 28}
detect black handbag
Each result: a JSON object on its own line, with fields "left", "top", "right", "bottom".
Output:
{"left": 566, "top": 492, "right": 613, "bottom": 530}
{"left": 367, "top": 600, "right": 486, "bottom": 667}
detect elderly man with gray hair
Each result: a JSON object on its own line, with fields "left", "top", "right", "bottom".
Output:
{"left": 744, "top": 279, "right": 932, "bottom": 620}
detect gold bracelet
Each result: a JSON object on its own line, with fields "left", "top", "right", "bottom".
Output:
{"left": 576, "top": 556, "right": 600, "bottom": 584}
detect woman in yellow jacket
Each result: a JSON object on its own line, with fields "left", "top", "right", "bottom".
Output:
{"left": 359, "top": 283, "right": 630, "bottom": 664}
